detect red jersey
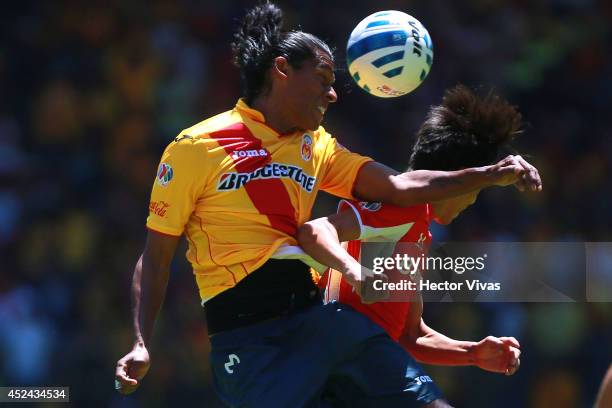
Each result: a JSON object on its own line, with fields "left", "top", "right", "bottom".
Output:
{"left": 318, "top": 200, "right": 433, "bottom": 341}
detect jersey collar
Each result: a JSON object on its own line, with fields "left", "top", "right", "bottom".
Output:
{"left": 234, "top": 99, "right": 308, "bottom": 138}
{"left": 235, "top": 99, "right": 266, "bottom": 123}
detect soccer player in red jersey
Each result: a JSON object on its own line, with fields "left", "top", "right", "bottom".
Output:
{"left": 299, "top": 85, "right": 526, "bottom": 379}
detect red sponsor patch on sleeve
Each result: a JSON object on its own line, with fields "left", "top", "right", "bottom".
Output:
{"left": 149, "top": 201, "right": 171, "bottom": 218}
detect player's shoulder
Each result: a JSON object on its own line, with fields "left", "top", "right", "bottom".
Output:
{"left": 179, "top": 109, "right": 237, "bottom": 142}
{"left": 313, "top": 125, "right": 341, "bottom": 146}
{"left": 313, "top": 125, "right": 350, "bottom": 145}
{"left": 165, "top": 109, "right": 239, "bottom": 155}
{"left": 341, "top": 200, "right": 430, "bottom": 227}
{"left": 312, "top": 126, "right": 360, "bottom": 161}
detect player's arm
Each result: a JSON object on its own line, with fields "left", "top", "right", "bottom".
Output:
{"left": 399, "top": 294, "right": 521, "bottom": 375}
{"left": 298, "top": 210, "right": 362, "bottom": 287}
{"left": 297, "top": 211, "right": 387, "bottom": 302}
{"left": 115, "top": 230, "right": 180, "bottom": 394}
{"left": 353, "top": 155, "right": 541, "bottom": 206}
{"left": 114, "top": 135, "right": 205, "bottom": 394}
{"left": 132, "top": 230, "right": 179, "bottom": 345}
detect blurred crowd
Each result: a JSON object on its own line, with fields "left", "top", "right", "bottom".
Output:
{"left": 0, "top": 0, "right": 610, "bottom": 406}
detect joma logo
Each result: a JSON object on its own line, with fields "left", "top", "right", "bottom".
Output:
{"left": 231, "top": 149, "right": 268, "bottom": 160}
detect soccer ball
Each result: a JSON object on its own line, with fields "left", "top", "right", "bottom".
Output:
{"left": 347, "top": 10, "right": 434, "bottom": 98}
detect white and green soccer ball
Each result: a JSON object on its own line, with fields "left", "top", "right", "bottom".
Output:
{"left": 347, "top": 10, "right": 434, "bottom": 98}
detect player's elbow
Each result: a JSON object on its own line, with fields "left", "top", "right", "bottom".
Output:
{"left": 298, "top": 219, "right": 336, "bottom": 250}
{"left": 390, "top": 170, "right": 452, "bottom": 207}
{"left": 297, "top": 222, "right": 319, "bottom": 248}
{"left": 388, "top": 172, "right": 426, "bottom": 207}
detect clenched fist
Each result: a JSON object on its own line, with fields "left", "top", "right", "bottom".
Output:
{"left": 473, "top": 336, "right": 521, "bottom": 375}
{"left": 115, "top": 342, "right": 151, "bottom": 394}
{"left": 489, "top": 155, "right": 542, "bottom": 192}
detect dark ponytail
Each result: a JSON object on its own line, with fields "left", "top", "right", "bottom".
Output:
{"left": 232, "top": 1, "right": 334, "bottom": 104}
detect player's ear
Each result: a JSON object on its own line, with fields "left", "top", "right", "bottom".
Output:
{"left": 272, "top": 56, "right": 290, "bottom": 80}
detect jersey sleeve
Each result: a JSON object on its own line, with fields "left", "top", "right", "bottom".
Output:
{"left": 146, "top": 137, "right": 210, "bottom": 236}
{"left": 338, "top": 200, "right": 429, "bottom": 241}
{"left": 318, "top": 129, "right": 373, "bottom": 200}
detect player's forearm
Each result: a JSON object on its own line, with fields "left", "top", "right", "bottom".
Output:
{"left": 400, "top": 320, "right": 477, "bottom": 366}
{"left": 131, "top": 253, "right": 170, "bottom": 346}
{"left": 298, "top": 219, "right": 361, "bottom": 275}
{"left": 389, "top": 167, "right": 494, "bottom": 207}
{"left": 405, "top": 335, "right": 477, "bottom": 366}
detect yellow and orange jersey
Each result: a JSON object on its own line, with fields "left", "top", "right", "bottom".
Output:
{"left": 146, "top": 99, "right": 372, "bottom": 301}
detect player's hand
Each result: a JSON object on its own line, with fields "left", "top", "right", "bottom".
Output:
{"left": 489, "top": 155, "right": 542, "bottom": 192}
{"left": 344, "top": 265, "right": 389, "bottom": 304}
{"left": 473, "top": 336, "right": 521, "bottom": 375}
{"left": 115, "top": 342, "right": 151, "bottom": 395}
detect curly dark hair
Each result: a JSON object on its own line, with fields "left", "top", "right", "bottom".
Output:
{"left": 231, "top": 1, "right": 334, "bottom": 104}
{"left": 409, "top": 85, "right": 522, "bottom": 171}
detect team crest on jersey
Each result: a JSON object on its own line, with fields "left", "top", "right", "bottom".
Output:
{"left": 301, "top": 134, "right": 313, "bottom": 161}
{"left": 217, "top": 162, "right": 316, "bottom": 192}
{"left": 359, "top": 201, "right": 382, "bottom": 212}
{"left": 156, "top": 163, "right": 173, "bottom": 187}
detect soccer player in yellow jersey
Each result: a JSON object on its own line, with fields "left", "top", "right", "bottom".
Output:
{"left": 114, "top": 2, "right": 542, "bottom": 407}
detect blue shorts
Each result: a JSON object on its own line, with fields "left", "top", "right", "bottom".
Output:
{"left": 209, "top": 301, "right": 443, "bottom": 407}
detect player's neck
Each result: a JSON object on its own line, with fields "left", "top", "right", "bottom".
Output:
{"left": 251, "top": 96, "right": 299, "bottom": 135}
